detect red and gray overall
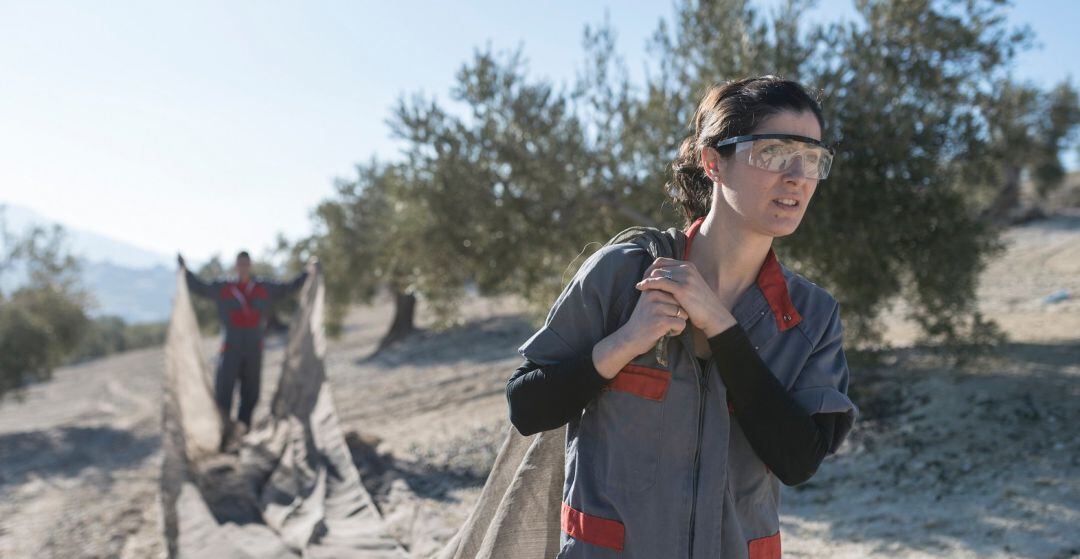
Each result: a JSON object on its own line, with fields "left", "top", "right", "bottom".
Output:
{"left": 513, "top": 217, "right": 858, "bottom": 558}
{"left": 185, "top": 269, "right": 307, "bottom": 427}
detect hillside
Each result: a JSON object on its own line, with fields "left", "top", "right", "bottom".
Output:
{"left": 1, "top": 204, "right": 176, "bottom": 323}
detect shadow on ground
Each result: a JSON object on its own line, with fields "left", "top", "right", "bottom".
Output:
{"left": 358, "top": 314, "right": 535, "bottom": 368}
{"left": 345, "top": 430, "right": 489, "bottom": 507}
{"left": 0, "top": 425, "right": 158, "bottom": 488}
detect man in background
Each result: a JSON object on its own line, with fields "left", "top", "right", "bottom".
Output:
{"left": 177, "top": 250, "right": 309, "bottom": 441}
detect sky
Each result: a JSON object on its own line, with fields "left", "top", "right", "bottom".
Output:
{"left": 1, "top": 1, "right": 1076, "bottom": 265}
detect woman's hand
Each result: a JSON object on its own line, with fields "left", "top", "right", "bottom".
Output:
{"left": 634, "top": 257, "right": 736, "bottom": 337}
{"left": 619, "top": 287, "right": 689, "bottom": 356}
{"left": 593, "top": 256, "right": 735, "bottom": 380}
{"left": 591, "top": 278, "right": 691, "bottom": 379}
{"left": 592, "top": 279, "right": 689, "bottom": 380}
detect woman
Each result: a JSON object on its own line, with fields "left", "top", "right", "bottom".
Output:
{"left": 507, "top": 76, "right": 858, "bottom": 558}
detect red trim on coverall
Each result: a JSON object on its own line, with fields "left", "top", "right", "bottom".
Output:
{"left": 748, "top": 531, "right": 781, "bottom": 559}
{"left": 608, "top": 364, "right": 672, "bottom": 401}
{"left": 561, "top": 502, "right": 625, "bottom": 551}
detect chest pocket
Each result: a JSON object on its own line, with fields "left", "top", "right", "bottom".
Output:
{"left": 585, "top": 351, "right": 671, "bottom": 494}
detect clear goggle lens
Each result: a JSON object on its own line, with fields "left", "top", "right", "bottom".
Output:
{"left": 723, "top": 135, "right": 834, "bottom": 180}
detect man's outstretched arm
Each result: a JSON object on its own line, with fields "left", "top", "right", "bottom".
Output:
{"left": 263, "top": 269, "right": 309, "bottom": 300}
{"left": 179, "top": 253, "right": 219, "bottom": 299}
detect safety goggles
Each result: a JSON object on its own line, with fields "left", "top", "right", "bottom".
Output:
{"left": 712, "top": 133, "right": 834, "bottom": 180}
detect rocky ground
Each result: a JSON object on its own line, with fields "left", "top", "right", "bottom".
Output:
{"left": 1, "top": 212, "right": 1078, "bottom": 558}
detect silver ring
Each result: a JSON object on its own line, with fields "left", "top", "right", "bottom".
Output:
{"left": 675, "top": 308, "right": 683, "bottom": 319}
{"left": 660, "top": 270, "right": 674, "bottom": 281}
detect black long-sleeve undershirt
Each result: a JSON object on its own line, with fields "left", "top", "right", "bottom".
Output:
{"left": 506, "top": 324, "right": 841, "bottom": 486}
{"left": 706, "top": 325, "right": 838, "bottom": 485}
{"left": 506, "top": 350, "right": 612, "bottom": 436}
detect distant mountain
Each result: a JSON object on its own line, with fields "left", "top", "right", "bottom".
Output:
{"left": 2, "top": 203, "right": 175, "bottom": 323}
{"left": 3, "top": 204, "right": 172, "bottom": 269}
{"left": 81, "top": 261, "right": 176, "bottom": 324}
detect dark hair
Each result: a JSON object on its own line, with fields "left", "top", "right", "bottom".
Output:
{"left": 666, "top": 76, "right": 826, "bottom": 225}
{"left": 236, "top": 251, "right": 251, "bottom": 262}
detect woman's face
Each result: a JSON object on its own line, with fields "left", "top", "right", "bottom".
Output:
{"left": 702, "top": 110, "right": 823, "bottom": 239}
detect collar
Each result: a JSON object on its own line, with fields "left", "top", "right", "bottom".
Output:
{"left": 684, "top": 216, "right": 803, "bottom": 332}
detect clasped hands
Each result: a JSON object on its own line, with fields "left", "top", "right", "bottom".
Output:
{"left": 633, "top": 257, "right": 736, "bottom": 339}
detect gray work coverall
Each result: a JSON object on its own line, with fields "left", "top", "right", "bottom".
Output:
{"left": 186, "top": 269, "right": 307, "bottom": 427}
{"left": 518, "top": 217, "right": 858, "bottom": 558}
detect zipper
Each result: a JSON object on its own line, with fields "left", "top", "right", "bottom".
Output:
{"left": 687, "top": 349, "right": 709, "bottom": 558}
